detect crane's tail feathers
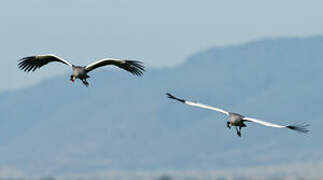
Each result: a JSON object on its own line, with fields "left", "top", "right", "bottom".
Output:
{"left": 286, "top": 122, "right": 310, "bottom": 134}
{"left": 166, "top": 93, "right": 185, "bottom": 103}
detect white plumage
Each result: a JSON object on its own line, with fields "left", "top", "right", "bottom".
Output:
{"left": 166, "top": 93, "right": 309, "bottom": 136}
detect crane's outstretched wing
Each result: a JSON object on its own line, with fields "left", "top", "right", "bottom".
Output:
{"left": 18, "top": 54, "right": 73, "bottom": 72}
{"left": 85, "top": 58, "right": 145, "bottom": 76}
{"left": 242, "top": 117, "right": 309, "bottom": 133}
{"left": 166, "top": 93, "right": 230, "bottom": 116}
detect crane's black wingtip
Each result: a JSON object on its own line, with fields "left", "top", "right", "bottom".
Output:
{"left": 166, "top": 93, "right": 175, "bottom": 98}
{"left": 166, "top": 93, "right": 186, "bottom": 103}
{"left": 124, "top": 60, "right": 145, "bottom": 77}
{"left": 286, "top": 122, "right": 310, "bottom": 134}
{"left": 18, "top": 56, "right": 33, "bottom": 62}
{"left": 17, "top": 56, "right": 39, "bottom": 72}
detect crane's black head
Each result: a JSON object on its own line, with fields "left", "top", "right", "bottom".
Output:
{"left": 227, "top": 121, "right": 232, "bottom": 128}
{"left": 70, "top": 75, "right": 75, "bottom": 82}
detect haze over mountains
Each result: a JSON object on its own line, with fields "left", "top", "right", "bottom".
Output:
{"left": 0, "top": 36, "right": 322, "bottom": 176}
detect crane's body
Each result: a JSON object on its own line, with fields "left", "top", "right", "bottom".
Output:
{"left": 70, "top": 66, "right": 90, "bottom": 86}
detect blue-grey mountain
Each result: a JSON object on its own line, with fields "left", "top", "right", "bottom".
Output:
{"left": 0, "top": 36, "right": 322, "bottom": 175}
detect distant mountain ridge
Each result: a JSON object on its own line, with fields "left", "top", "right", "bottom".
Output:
{"left": 0, "top": 36, "right": 322, "bottom": 175}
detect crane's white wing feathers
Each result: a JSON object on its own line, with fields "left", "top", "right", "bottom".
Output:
{"left": 166, "top": 93, "right": 229, "bottom": 115}
{"left": 243, "top": 117, "right": 310, "bottom": 133}
{"left": 185, "top": 101, "right": 230, "bottom": 115}
{"left": 243, "top": 117, "right": 287, "bottom": 128}
{"left": 85, "top": 58, "right": 122, "bottom": 69}
{"left": 84, "top": 58, "right": 145, "bottom": 76}
{"left": 44, "top": 54, "right": 73, "bottom": 67}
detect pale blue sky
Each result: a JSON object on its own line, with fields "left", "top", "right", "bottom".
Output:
{"left": 1, "top": 0, "right": 323, "bottom": 92}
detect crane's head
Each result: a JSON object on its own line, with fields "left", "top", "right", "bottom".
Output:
{"left": 70, "top": 75, "right": 76, "bottom": 82}
{"left": 226, "top": 121, "right": 232, "bottom": 129}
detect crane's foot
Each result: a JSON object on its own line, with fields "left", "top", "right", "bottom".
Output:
{"left": 82, "top": 80, "right": 89, "bottom": 87}
{"left": 235, "top": 126, "right": 241, "bottom": 137}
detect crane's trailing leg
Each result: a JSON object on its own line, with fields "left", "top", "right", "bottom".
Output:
{"left": 236, "top": 126, "right": 241, "bottom": 137}
{"left": 81, "top": 75, "right": 90, "bottom": 87}
{"left": 238, "top": 126, "right": 242, "bottom": 136}
{"left": 82, "top": 79, "right": 89, "bottom": 87}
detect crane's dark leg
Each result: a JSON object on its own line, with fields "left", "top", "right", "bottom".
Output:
{"left": 82, "top": 79, "right": 89, "bottom": 87}
{"left": 236, "top": 126, "right": 241, "bottom": 137}
{"left": 238, "top": 126, "right": 242, "bottom": 136}
{"left": 82, "top": 75, "right": 90, "bottom": 87}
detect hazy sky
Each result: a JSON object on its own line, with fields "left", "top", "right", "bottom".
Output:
{"left": 1, "top": 0, "right": 323, "bottom": 92}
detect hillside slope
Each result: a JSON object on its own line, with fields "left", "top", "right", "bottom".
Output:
{"left": 0, "top": 36, "right": 322, "bottom": 175}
